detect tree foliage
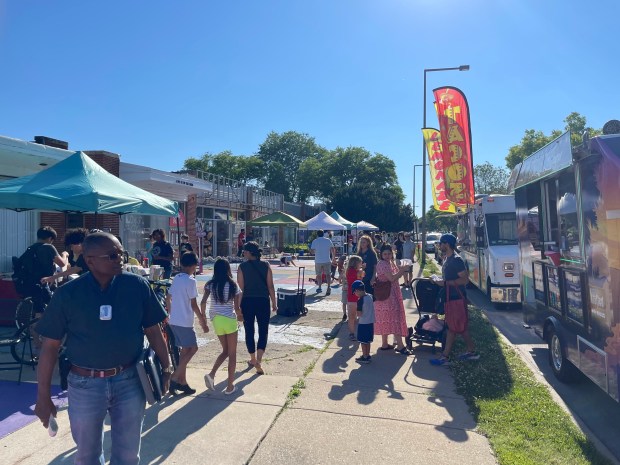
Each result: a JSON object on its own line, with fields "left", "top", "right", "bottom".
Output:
{"left": 474, "top": 162, "right": 510, "bottom": 195}
{"left": 298, "top": 146, "right": 413, "bottom": 231}
{"left": 424, "top": 207, "right": 457, "bottom": 233}
{"left": 257, "top": 131, "right": 327, "bottom": 202}
{"left": 183, "top": 151, "right": 264, "bottom": 184}
{"left": 505, "top": 112, "right": 601, "bottom": 170}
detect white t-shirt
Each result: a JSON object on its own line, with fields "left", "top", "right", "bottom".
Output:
{"left": 168, "top": 273, "right": 199, "bottom": 327}
{"left": 311, "top": 236, "right": 334, "bottom": 263}
{"left": 205, "top": 281, "right": 241, "bottom": 320}
{"left": 402, "top": 239, "right": 415, "bottom": 260}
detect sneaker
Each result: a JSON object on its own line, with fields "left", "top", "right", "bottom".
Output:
{"left": 430, "top": 356, "right": 450, "bottom": 366}
{"left": 349, "top": 333, "right": 356, "bottom": 341}
{"left": 355, "top": 355, "right": 371, "bottom": 364}
{"left": 177, "top": 383, "right": 197, "bottom": 395}
{"left": 317, "top": 287, "right": 322, "bottom": 293}
{"left": 204, "top": 373, "right": 215, "bottom": 391}
{"left": 458, "top": 351, "right": 480, "bottom": 361}
{"left": 326, "top": 288, "right": 331, "bottom": 296}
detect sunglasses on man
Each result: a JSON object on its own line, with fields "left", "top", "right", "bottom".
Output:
{"left": 89, "top": 251, "right": 124, "bottom": 261}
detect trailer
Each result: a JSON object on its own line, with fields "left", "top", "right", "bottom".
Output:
{"left": 456, "top": 194, "right": 521, "bottom": 304}
{"left": 511, "top": 124, "right": 620, "bottom": 402}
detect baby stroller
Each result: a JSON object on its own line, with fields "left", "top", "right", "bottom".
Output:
{"left": 406, "top": 278, "right": 446, "bottom": 353}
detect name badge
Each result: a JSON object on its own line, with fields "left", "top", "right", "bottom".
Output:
{"left": 100, "top": 305, "right": 112, "bottom": 320}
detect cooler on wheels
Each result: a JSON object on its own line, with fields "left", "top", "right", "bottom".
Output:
{"left": 277, "top": 266, "right": 307, "bottom": 317}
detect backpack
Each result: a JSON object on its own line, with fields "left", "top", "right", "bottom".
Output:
{"left": 12, "top": 243, "right": 43, "bottom": 296}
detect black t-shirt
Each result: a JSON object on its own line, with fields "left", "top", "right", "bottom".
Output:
{"left": 442, "top": 253, "right": 467, "bottom": 298}
{"left": 33, "top": 242, "right": 60, "bottom": 280}
{"left": 152, "top": 240, "right": 174, "bottom": 270}
{"left": 179, "top": 242, "right": 193, "bottom": 254}
{"left": 36, "top": 272, "right": 167, "bottom": 368}
{"left": 239, "top": 260, "right": 270, "bottom": 299}
{"left": 359, "top": 249, "right": 377, "bottom": 284}
{"left": 74, "top": 254, "right": 90, "bottom": 274}
{"left": 394, "top": 239, "right": 404, "bottom": 260}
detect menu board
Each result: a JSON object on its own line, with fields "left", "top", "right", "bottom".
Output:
{"left": 563, "top": 269, "right": 585, "bottom": 325}
{"left": 533, "top": 262, "right": 546, "bottom": 303}
{"left": 546, "top": 266, "right": 562, "bottom": 311}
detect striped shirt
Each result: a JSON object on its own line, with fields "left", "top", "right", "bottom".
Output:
{"left": 204, "top": 281, "right": 241, "bottom": 319}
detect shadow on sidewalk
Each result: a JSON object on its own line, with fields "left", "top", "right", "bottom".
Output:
{"left": 327, "top": 351, "right": 408, "bottom": 405}
{"left": 47, "top": 374, "right": 261, "bottom": 464}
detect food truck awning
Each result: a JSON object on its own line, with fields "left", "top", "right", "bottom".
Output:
{"left": 512, "top": 131, "right": 573, "bottom": 190}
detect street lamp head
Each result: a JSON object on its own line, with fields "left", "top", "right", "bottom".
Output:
{"left": 459, "top": 65, "right": 470, "bottom": 71}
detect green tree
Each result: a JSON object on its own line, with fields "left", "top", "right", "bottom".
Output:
{"left": 298, "top": 146, "right": 413, "bottom": 231}
{"left": 257, "top": 131, "right": 327, "bottom": 202}
{"left": 505, "top": 112, "right": 601, "bottom": 170}
{"left": 474, "top": 162, "right": 510, "bottom": 195}
{"left": 183, "top": 151, "right": 264, "bottom": 184}
{"left": 424, "top": 207, "right": 457, "bottom": 233}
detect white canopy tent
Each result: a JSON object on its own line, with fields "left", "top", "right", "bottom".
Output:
{"left": 303, "top": 211, "right": 346, "bottom": 231}
{"left": 355, "top": 220, "right": 380, "bottom": 231}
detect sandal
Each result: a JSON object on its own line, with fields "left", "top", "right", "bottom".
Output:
{"left": 255, "top": 363, "right": 264, "bottom": 375}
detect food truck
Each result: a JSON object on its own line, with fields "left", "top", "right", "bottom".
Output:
{"left": 511, "top": 124, "right": 620, "bottom": 402}
{"left": 456, "top": 194, "right": 521, "bottom": 304}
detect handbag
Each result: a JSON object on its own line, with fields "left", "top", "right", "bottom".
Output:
{"left": 444, "top": 283, "right": 468, "bottom": 334}
{"left": 373, "top": 280, "right": 391, "bottom": 301}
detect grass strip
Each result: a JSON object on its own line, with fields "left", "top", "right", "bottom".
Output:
{"left": 449, "top": 306, "right": 611, "bottom": 465}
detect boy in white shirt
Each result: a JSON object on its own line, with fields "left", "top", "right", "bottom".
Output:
{"left": 165, "top": 252, "right": 208, "bottom": 395}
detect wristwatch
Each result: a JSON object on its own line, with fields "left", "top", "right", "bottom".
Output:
{"left": 161, "top": 366, "right": 173, "bottom": 374}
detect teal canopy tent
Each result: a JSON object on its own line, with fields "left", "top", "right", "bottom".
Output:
{"left": 0, "top": 151, "right": 178, "bottom": 216}
{"left": 330, "top": 211, "right": 356, "bottom": 229}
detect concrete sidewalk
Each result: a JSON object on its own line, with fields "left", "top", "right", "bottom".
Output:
{"left": 0, "top": 260, "right": 496, "bottom": 464}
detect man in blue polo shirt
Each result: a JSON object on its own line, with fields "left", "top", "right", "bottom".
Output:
{"left": 35, "top": 232, "right": 172, "bottom": 465}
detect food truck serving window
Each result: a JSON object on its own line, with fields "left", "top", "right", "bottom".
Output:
{"left": 557, "top": 171, "right": 582, "bottom": 263}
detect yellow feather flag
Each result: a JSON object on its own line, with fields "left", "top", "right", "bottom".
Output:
{"left": 422, "top": 128, "right": 457, "bottom": 213}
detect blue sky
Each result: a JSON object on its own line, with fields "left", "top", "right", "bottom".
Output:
{"left": 1, "top": 1, "right": 619, "bottom": 216}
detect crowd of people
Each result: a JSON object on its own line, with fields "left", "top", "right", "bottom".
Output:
{"left": 15, "top": 225, "right": 476, "bottom": 463}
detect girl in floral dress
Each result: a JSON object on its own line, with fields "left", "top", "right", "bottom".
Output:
{"left": 373, "top": 244, "right": 410, "bottom": 354}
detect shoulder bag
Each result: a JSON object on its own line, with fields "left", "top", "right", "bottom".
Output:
{"left": 373, "top": 280, "right": 391, "bottom": 301}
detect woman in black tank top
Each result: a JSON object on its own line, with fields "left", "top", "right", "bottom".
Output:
{"left": 237, "top": 241, "right": 277, "bottom": 375}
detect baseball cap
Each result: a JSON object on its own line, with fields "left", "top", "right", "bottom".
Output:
{"left": 351, "top": 280, "right": 365, "bottom": 292}
{"left": 439, "top": 234, "right": 457, "bottom": 248}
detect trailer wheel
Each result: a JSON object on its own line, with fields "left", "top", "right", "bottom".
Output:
{"left": 548, "top": 328, "right": 576, "bottom": 382}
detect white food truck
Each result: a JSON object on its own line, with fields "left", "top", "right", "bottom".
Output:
{"left": 456, "top": 194, "right": 521, "bottom": 304}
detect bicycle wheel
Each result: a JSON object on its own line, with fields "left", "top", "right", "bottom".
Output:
{"left": 11, "top": 324, "right": 39, "bottom": 366}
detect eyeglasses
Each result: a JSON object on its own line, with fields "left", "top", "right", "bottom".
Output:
{"left": 90, "top": 251, "right": 124, "bottom": 261}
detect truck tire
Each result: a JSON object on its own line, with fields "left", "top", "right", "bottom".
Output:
{"left": 548, "top": 328, "right": 576, "bottom": 382}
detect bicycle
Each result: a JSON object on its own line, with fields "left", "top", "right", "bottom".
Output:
{"left": 149, "top": 279, "right": 180, "bottom": 370}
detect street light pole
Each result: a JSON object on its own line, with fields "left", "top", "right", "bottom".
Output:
{"left": 411, "top": 165, "right": 423, "bottom": 243}
{"left": 421, "top": 64, "right": 469, "bottom": 265}
{"left": 411, "top": 165, "right": 422, "bottom": 230}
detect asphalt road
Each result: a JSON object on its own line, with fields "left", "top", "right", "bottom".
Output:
{"left": 467, "top": 288, "right": 620, "bottom": 463}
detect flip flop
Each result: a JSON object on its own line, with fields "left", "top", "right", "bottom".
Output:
{"left": 378, "top": 345, "right": 395, "bottom": 350}
{"left": 255, "top": 364, "right": 265, "bottom": 375}
{"left": 224, "top": 385, "right": 237, "bottom": 395}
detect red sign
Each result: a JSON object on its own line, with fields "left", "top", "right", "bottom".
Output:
{"left": 433, "top": 86, "right": 475, "bottom": 205}
{"left": 169, "top": 209, "right": 186, "bottom": 228}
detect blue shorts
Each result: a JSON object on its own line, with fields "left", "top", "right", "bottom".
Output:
{"left": 169, "top": 325, "right": 198, "bottom": 348}
{"left": 357, "top": 323, "right": 374, "bottom": 344}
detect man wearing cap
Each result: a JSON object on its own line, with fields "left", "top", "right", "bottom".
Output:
{"left": 430, "top": 233, "right": 479, "bottom": 366}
